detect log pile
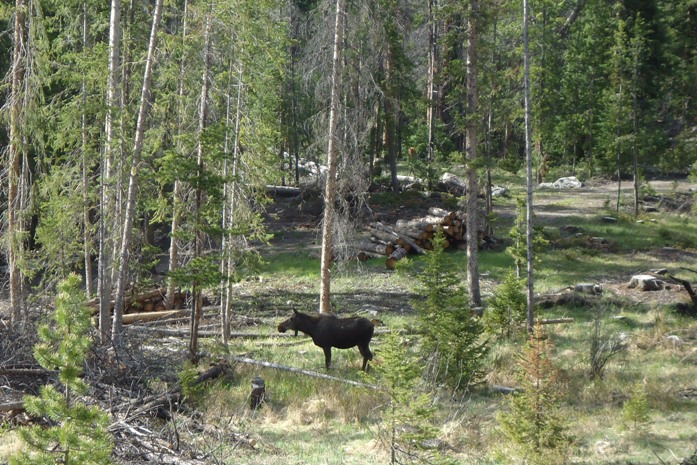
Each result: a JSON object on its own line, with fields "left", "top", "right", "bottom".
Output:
{"left": 355, "top": 207, "right": 497, "bottom": 269}
{"left": 85, "top": 288, "right": 188, "bottom": 324}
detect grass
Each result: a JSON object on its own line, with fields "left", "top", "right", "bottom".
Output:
{"left": 9, "top": 178, "right": 697, "bottom": 464}
{"left": 216, "top": 179, "right": 697, "bottom": 464}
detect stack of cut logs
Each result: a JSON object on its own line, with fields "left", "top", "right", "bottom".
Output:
{"left": 86, "top": 288, "right": 189, "bottom": 325}
{"left": 355, "top": 207, "right": 491, "bottom": 269}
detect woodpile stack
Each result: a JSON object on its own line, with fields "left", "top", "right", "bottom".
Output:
{"left": 85, "top": 288, "right": 189, "bottom": 324}
{"left": 354, "top": 207, "right": 496, "bottom": 269}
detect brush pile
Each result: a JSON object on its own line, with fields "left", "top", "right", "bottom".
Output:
{"left": 354, "top": 207, "right": 498, "bottom": 269}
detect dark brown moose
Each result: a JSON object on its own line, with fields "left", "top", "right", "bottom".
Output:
{"left": 277, "top": 310, "right": 374, "bottom": 371}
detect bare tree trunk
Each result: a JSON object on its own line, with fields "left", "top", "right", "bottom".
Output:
{"left": 319, "top": 0, "right": 345, "bottom": 314}
{"left": 426, "top": 0, "right": 437, "bottom": 165}
{"left": 189, "top": 1, "right": 214, "bottom": 360}
{"left": 465, "top": 0, "right": 481, "bottom": 308}
{"left": 98, "top": 0, "right": 122, "bottom": 342}
{"left": 8, "top": 0, "right": 27, "bottom": 324}
{"left": 523, "top": 0, "right": 535, "bottom": 333}
{"left": 616, "top": 83, "right": 623, "bottom": 213}
{"left": 385, "top": 41, "right": 399, "bottom": 193}
{"left": 165, "top": 0, "right": 189, "bottom": 311}
{"left": 222, "top": 60, "right": 244, "bottom": 345}
{"left": 632, "top": 68, "right": 639, "bottom": 218}
{"left": 81, "top": 2, "right": 93, "bottom": 298}
{"left": 112, "top": 0, "right": 165, "bottom": 344}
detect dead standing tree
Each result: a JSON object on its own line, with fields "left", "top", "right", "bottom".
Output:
{"left": 319, "top": 0, "right": 345, "bottom": 315}
{"left": 111, "top": 0, "right": 165, "bottom": 345}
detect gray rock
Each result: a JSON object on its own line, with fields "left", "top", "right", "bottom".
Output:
{"left": 628, "top": 274, "right": 665, "bottom": 291}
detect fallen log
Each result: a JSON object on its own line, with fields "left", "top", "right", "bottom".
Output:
{"left": 228, "top": 355, "right": 379, "bottom": 390}
{"left": 395, "top": 216, "right": 441, "bottom": 232}
{"left": 386, "top": 246, "right": 409, "bottom": 270}
{"left": 112, "top": 362, "right": 229, "bottom": 426}
{"left": 85, "top": 288, "right": 169, "bottom": 313}
{"left": 356, "top": 251, "right": 384, "bottom": 261}
{"left": 122, "top": 310, "right": 189, "bottom": 325}
{"left": 537, "top": 317, "right": 575, "bottom": 325}
{"left": 265, "top": 185, "right": 302, "bottom": 198}
{"left": 371, "top": 222, "right": 425, "bottom": 255}
{"left": 0, "top": 401, "right": 25, "bottom": 412}
{"left": 353, "top": 241, "right": 390, "bottom": 256}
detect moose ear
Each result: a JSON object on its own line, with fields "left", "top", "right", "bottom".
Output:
{"left": 293, "top": 309, "right": 298, "bottom": 314}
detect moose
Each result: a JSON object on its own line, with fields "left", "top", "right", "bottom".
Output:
{"left": 277, "top": 310, "right": 374, "bottom": 371}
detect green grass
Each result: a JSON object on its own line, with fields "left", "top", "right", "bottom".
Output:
{"left": 97, "top": 178, "right": 697, "bottom": 464}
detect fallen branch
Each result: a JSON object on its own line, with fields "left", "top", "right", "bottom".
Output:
{"left": 122, "top": 310, "right": 189, "bottom": 325}
{"left": 537, "top": 317, "right": 575, "bottom": 325}
{"left": 130, "top": 327, "right": 286, "bottom": 339}
{"left": 0, "top": 401, "right": 25, "bottom": 412}
{"left": 0, "top": 367, "right": 56, "bottom": 377}
{"left": 228, "top": 355, "right": 380, "bottom": 390}
{"left": 112, "top": 363, "right": 229, "bottom": 427}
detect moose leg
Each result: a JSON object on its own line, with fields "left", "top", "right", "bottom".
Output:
{"left": 323, "top": 346, "right": 332, "bottom": 370}
{"left": 358, "top": 343, "right": 373, "bottom": 371}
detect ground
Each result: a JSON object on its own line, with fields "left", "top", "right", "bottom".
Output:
{"left": 2, "top": 176, "right": 696, "bottom": 464}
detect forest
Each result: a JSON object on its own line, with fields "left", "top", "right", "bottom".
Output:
{"left": 1, "top": 0, "right": 697, "bottom": 464}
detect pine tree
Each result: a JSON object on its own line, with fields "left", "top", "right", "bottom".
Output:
{"left": 410, "top": 232, "right": 487, "bottom": 390}
{"left": 484, "top": 270, "right": 527, "bottom": 340}
{"left": 373, "top": 331, "right": 454, "bottom": 465}
{"left": 11, "top": 274, "right": 113, "bottom": 465}
{"left": 497, "top": 324, "right": 571, "bottom": 465}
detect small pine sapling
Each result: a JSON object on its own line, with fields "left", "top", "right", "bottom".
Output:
{"left": 484, "top": 270, "right": 527, "bottom": 340}
{"left": 373, "top": 331, "right": 455, "bottom": 465}
{"left": 11, "top": 274, "right": 113, "bottom": 465}
{"left": 507, "top": 198, "right": 548, "bottom": 278}
{"left": 497, "top": 324, "right": 571, "bottom": 465}
{"left": 621, "top": 381, "right": 651, "bottom": 433}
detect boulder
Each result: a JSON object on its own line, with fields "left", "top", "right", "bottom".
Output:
{"left": 538, "top": 176, "right": 583, "bottom": 189}
{"left": 574, "top": 283, "right": 603, "bottom": 294}
{"left": 553, "top": 176, "right": 583, "bottom": 188}
{"left": 491, "top": 185, "right": 509, "bottom": 197}
{"left": 439, "top": 172, "right": 467, "bottom": 195}
{"left": 628, "top": 274, "right": 665, "bottom": 291}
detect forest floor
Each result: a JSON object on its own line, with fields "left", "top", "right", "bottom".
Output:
{"left": 2, "top": 176, "right": 697, "bottom": 465}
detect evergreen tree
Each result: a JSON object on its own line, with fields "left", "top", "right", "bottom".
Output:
{"left": 484, "top": 270, "right": 527, "bottom": 340}
{"left": 497, "top": 324, "right": 571, "bottom": 465}
{"left": 409, "top": 232, "right": 487, "bottom": 390}
{"left": 11, "top": 274, "right": 113, "bottom": 465}
{"left": 373, "top": 331, "right": 454, "bottom": 465}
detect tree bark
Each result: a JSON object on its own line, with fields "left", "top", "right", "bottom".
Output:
{"left": 189, "top": 0, "right": 214, "bottom": 361}
{"left": 222, "top": 61, "right": 244, "bottom": 345}
{"left": 465, "top": 0, "right": 481, "bottom": 308}
{"left": 523, "top": 0, "right": 535, "bottom": 333}
{"left": 112, "top": 0, "right": 165, "bottom": 344}
{"left": 319, "top": 0, "right": 345, "bottom": 314}
{"left": 80, "top": 3, "right": 94, "bottom": 298}
{"left": 99, "top": 0, "right": 122, "bottom": 342}
{"left": 8, "top": 0, "right": 27, "bottom": 324}
{"left": 166, "top": 0, "right": 189, "bottom": 312}
{"left": 426, "top": 0, "right": 438, "bottom": 165}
